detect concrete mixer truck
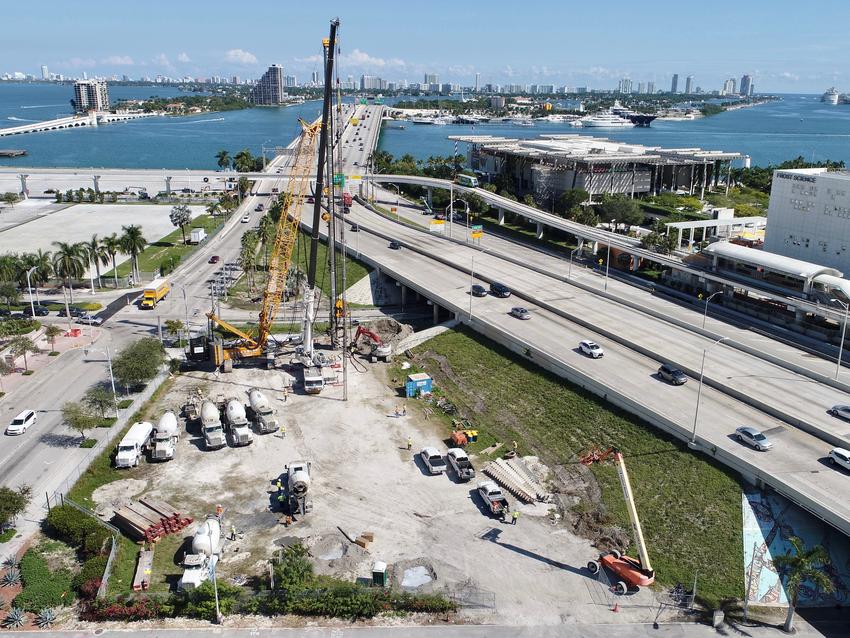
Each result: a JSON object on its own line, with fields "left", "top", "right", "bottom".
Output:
{"left": 178, "top": 514, "right": 222, "bottom": 591}
{"left": 224, "top": 399, "right": 254, "bottom": 446}
{"left": 151, "top": 410, "right": 180, "bottom": 461}
{"left": 284, "top": 460, "right": 313, "bottom": 516}
{"left": 247, "top": 388, "right": 279, "bottom": 434}
{"left": 200, "top": 400, "right": 226, "bottom": 450}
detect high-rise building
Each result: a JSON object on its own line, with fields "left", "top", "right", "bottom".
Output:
{"left": 740, "top": 74, "right": 752, "bottom": 96}
{"left": 670, "top": 74, "right": 679, "bottom": 93}
{"left": 424, "top": 73, "right": 439, "bottom": 85}
{"left": 283, "top": 75, "right": 298, "bottom": 88}
{"left": 474, "top": 72, "right": 480, "bottom": 92}
{"left": 250, "top": 64, "right": 285, "bottom": 105}
{"left": 647, "top": 81, "right": 656, "bottom": 94}
{"left": 637, "top": 82, "right": 646, "bottom": 94}
{"left": 73, "top": 79, "right": 109, "bottom": 112}
{"left": 618, "top": 78, "right": 632, "bottom": 94}
{"left": 232, "top": 75, "right": 240, "bottom": 85}
{"left": 40, "top": 65, "right": 49, "bottom": 80}
{"left": 311, "top": 70, "right": 319, "bottom": 85}
{"left": 722, "top": 78, "right": 737, "bottom": 95}
{"left": 360, "top": 75, "right": 385, "bottom": 90}
{"left": 685, "top": 75, "right": 693, "bottom": 94}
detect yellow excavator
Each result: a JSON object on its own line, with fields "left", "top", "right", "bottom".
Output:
{"left": 208, "top": 118, "right": 320, "bottom": 370}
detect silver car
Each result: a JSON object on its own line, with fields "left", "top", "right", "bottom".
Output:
{"left": 828, "top": 405, "right": 850, "bottom": 421}
{"left": 579, "top": 340, "right": 604, "bottom": 358}
{"left": 735, "top": 426, "right": 773, "bottom": 451}
{"left": 510, "top": 307, "right": 531, "bottom": 320}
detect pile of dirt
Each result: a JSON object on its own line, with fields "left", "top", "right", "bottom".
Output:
{"left": 91, "top": 478, "right": 148, "bottom": 518}
{"left": 368, "top": 318, "right": 413, "bottom": 347}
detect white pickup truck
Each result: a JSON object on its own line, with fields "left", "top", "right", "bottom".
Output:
{"left": 477, "top": 481, "right": 510, "bottom": 519}
{"left": 446, "top": 448, "right": 475, "bottom": 481}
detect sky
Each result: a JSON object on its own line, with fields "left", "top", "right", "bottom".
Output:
{"left": 4, "top": 0, "right": 850, "bottom": 93}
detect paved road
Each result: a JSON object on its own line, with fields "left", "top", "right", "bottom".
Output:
{"left": 307, "top": 193, "right": 850, "bottom": 537}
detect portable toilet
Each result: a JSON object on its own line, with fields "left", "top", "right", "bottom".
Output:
{"left": 405, "top": 373, "right": 432, "bottom": 398}
{"left": 372, "top": 561, "right": 388, "bottom": 588}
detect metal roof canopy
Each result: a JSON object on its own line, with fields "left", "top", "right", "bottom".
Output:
{"left": 665, "top": 216, "right": 766, "bottom": 231}
{"left": 703, "top": 241, "right": 843, "bottom": 281}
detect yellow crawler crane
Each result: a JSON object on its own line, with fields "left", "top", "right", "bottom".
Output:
{"left": 209, "top": 119, "right": 321, "bottom": 369}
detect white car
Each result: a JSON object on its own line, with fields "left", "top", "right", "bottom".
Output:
{"left": 828, "top": 447, "right": 850, "bottom": 471}
{"left": 6, "top": 409, "right": 36, "bottom": 435}
{"left": 241, "top": 214, "right": 251, "bottom": 223}
{"left": 76, "top": 314, "right": 104, "bottom": 326}
{"left": 579, "top": 340, "right": 604, "bottom": 358}
{"left": 828, "top": 405, "right": 850, "bottom": 421}
{"left": 510, "top": 307, "right": 531, "bottom": 320}
{"left": 420, "top": 447, "right": 447, "bottom": 475}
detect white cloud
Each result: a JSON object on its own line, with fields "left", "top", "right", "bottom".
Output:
{"left": 153, "top": 53, "right": 172, "bottom": 69}
{"left": 101, "top": 55, "right": 134, "bottom": 66}
{"left": 177, "top": 52, "right": 191, "bottom": 63}
{"left": 225, "top": 48, "right": 258, "bottom": 65}
{"left": 296, "top": 48, "right": 406, "bottom": 70}
{"left": 64, "top": 57, "right": 96, "bottom": 68}
{"left": 779, "top": 71, "right": 800, "bottom": 81}
{"left": 503, "top": 65, "right": 515, "bottom": 78}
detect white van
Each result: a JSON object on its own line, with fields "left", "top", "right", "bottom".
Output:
{"left": 115, "top": 421, "right": 153, "bottom": 468}
{"left": 6, "top": 410, "right": 36, "bottom": 436}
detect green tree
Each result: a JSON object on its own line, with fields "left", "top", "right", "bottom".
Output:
{"left": 169, "top": 204, "right": 193, "bottom": 245}
{"left": 573, "top": 207, "right": 600, "bottom": 227}
{"left": 120, "top": 225, "right": 147, "bottom": 283}
{"left": 112, "top": 337, "right": 166, "bottom": 392}
{"left": 164, "top": 319, "right": 184, "bottom": 343}
{"left": 82, "top": 234, "right": 108, "bottom": 289}
{"left": 522, "top": 194, "right": 536, "bottom": 208}
{"left": 556, "top": 189, "right": 589, "bottom": 216}
{"left": 0, "top": 486, "right": 30, "bottom": 531}
{"left": 215, "top": 149, "right": 231, "bottom": 170}
{"left": 9, "top": 336, "right": 38, "bottom": 372}
{"left": 51, "top": 241, "right": 86, "bottom": 304}
{"left": 598, "top": 194, "right": 643, "bottom": 232}
{"left": 44, "top": 324, "right": 62, "bottom": 352}
{"left": 101, "top": 234, "right": 122, "bottom": 289}
{"left": 83, "top": 385, "right": 114, "bottom": 418}
{"left": 772, "top": 536, "right": 834, "bottom": 633}
{"left": 0, "top": 283, "right": 19, "bottom": 312}
{"left": 205, "top": 201, "right": 221, "bottom": 217}
{"left": 237, "top": 176, "right": 251, "bottom": 197}
{"left": 61, "top": 402, "right": 99, "bottom": 441}
{"left": 233, "top": 148, "right": 255, "bottom": 173}
{"left": 2, "top": 192, "right": 20, "bottom": 207}
{"left": 24, "top": 249, "right": 53, "bottom": 288}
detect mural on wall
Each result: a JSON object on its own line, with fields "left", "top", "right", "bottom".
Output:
{"left": 743, "top": 491, "right": 850, "bottom": 606}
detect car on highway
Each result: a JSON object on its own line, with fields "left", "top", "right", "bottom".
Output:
{"left": 76, "top": 314, "right": 104, "bottom": 326}
{"left": 241, "top": 214, "right": 251, "bottom": 223}
{"left": 828, "top": 447, "right": 850, "bottom": 471}
{"left": 734, "top": 426, "right": 773, "bottom": 451}
{"left": 58, "top": 307, "right": 84, "bottom": 318}
{"left": 828, "top": 405, "right": 850, "bottom": 421}
{"left": 6, "top": 409, "right": 36, "bottom": 436}
{"left": 209, "top": 255, "right": 220, "bottom": 264}
{"left": 658, "top": 363, "right": 687, "bottom": 385}
{"left": 255, "top": 203, "right": 264, "bottom": 212}
{"left": 350, "top": 224, "right": 359, "bottom": 232}
{"left": 23, "top": 305, "right": 49, "bottom": 317}
{"left": 510, "top": 307, "right": 531, "bottom": 320}
{"left": 389, "top": 240, "right": 401, "bottom": 250}
{"left": 470, "top": 284, "right": 487, "bottom": 297}
{"left": 579, "top": 340, "right": 604, "bottom": 358}
{"left": 489, "top": 282, "right": 511, "bottom": 298}
{"left": 307, "top": 196, "right": 315, "bottom": 203}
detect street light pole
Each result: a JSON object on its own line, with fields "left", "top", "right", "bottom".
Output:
{"left": 469, "top": 255, "right": 474, "bottom": 321}
{"left": 389, "top": 183, "right": 400, "bottom": 221}
{"left": 86, "top": 344, "right": 119, "bottom": 419}
{"left": 25, "top": 266, "right": 36, "bottom": 318}
{"left": 690, "top": 336, "right": 729, "bottom": 447}
{"left": 832, "top": 298, "right": 849, "bottom": 380}
{"left": 604, "top": 219, "right": 615, "bottom": 291}
{"left": 702, "top": 291, "right": 723, "bottom": 329}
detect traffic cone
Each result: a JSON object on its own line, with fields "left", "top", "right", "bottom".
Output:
{"left": 612, "top": 601, "right": 619, "bottom": 613}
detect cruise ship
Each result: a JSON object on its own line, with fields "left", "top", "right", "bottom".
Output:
{"left": 822, "top": 87, "right": 840, "bottom": 105}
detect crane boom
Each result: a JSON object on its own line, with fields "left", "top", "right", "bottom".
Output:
{"left": 208, "top": 118, "right": 320, "bottom": 365}
{"left": 612, "top": 450, "right": 653, "bottom": 572}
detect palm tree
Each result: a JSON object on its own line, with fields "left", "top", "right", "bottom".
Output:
{"left": 215, "top": 149, "right": 231, "bottom": 170}
{"left": 0, "top": 254, "right": 21, "bottom": 285}
{"left": 120, "top": 225, "right": 147, "bottom": 283}
{"left": 257, "top": 213, "right": 276, "bottom": 276}
{"left": 27, "top": 249, "right": 53, "bottom": 289}
{"left": 101, "top": 234, "right": 122, "bottom": 289}
{"left": 233, "top": 149, "right": 254, "bottom": 173}
{"left": 9, "top": 336, "right": 38, "bottom": 372}
{"left": 772, "top": 536, "right": 834, "bottom": 633}
{"left": 51, "top": 242, "right": 86, "bottom": 304}
{"left": 205, "top": 201, "right": 221, "bottom": 217}
{"left": 82, "top": 234, "right": 108, "bottom": 288}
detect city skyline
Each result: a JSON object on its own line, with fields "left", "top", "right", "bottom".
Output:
{"left": 3, "top": 0, "right": 850, "bottom": 92}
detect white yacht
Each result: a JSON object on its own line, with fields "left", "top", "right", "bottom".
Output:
{"left": 822, "top": 87, "right": 840, "bottom": 105}
{"left": 570, "top": 110, "right": 634, "bottom": 128}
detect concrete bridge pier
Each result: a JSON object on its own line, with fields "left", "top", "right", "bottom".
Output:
{"left": 18, "top": 174, "right": 28, "bottom": 199}
{"left": 536, "top": 223, "right": 544, "bottom": 239}
{"left": 165, "top": 176, "right": 172, "bottom": 199}
{"left": 630, "top": 255, "right": 640, "bottom": 271}
{"left": 399, "top": 282, "right": 407, "bottom": 308}
{"left": 497, "top": 207, "right": 505, "bottom": 225}
{"left": 588, "top": 241, "right": 599, "bottom": 255}
{"left": 426, "top": 187, "right": 433, "bottom": 209}
{"left": 93, "top": 175, "right": 101, "bottom": 194}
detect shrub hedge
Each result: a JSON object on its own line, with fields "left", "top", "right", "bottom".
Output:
{"left": 0, "top": 319, "right": 39, "bottom": 337}
{"left": 13, "top": 550, "right": 73, "bottom": 612}
{"left": 45, "top": 505, "right": 110, "bottom": 558}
